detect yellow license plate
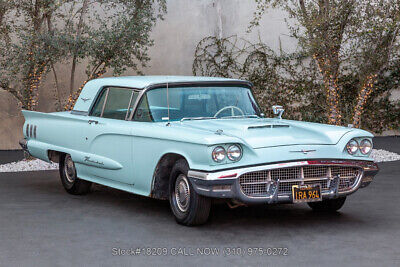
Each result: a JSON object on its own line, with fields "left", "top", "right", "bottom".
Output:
{"left": 292, "top": 184, "right": 322, "bottom": 203}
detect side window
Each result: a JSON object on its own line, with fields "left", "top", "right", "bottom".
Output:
{"left": 133, "top": 94, "right": 153, "bottom": 122}
{"left": 91, "top": 87, "right": 138, "bottom": 120}
{"left": 91, "top": 89, "right": 107, "bottom": 117}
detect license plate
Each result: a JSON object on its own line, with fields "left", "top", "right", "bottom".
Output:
{"left": 292, "top": 184, "right": 322, "bottom": 203}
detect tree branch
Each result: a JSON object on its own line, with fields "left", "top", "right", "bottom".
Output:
{"left": 0, "top": 81, "right": 23, "bottom": 104}
{"left": 69, "top": 0, "right": 89, "bottom": 96}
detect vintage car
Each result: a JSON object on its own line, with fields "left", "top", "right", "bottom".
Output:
{"left": 20, "top": 76, "right": 379, "bottom": 225}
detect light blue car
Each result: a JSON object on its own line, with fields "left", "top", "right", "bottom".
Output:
{"left": 20, "top": 76, "right": 379, "bottom": 225}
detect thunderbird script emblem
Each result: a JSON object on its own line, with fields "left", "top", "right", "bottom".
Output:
{"left": 290, "top": 149, "right": 316, "bottom": 154}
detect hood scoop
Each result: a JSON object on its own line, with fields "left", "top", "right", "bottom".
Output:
{"left": 248, "top": 124, "right": 290, "bottom": 130}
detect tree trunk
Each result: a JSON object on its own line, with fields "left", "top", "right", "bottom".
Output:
{"left": 325, "top": 77, "right": 342, "bottom": 125}
{"left": 352, "top": 75, "right": 376, "bottom": 128}
{"left": 314, "top": 55, "right": 342, "bottom": 125}
{"left": 51, "top": 62, "right": 63, "bottom": 111}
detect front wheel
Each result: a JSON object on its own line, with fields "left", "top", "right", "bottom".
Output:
{"left": 59, "top": 154, "right": 92, "bottom": 195}
{"left": 169, "top": 159, "right": 211, "bottom": 226}
{"left": 307, "top": 197, "right": 346, "bottom": 212}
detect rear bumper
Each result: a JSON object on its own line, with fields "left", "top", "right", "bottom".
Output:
{"left": 188, "top": 159, "right": 379, "bottom": 204}
{"left": 19, "top": 138, "right": 29, "bottom": 152}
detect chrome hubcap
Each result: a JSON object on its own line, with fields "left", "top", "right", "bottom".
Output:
{"left": 175, "top": 174, "right": 190, "bottom": 212}
{"left": 64, "top": 155, "right": 76, "bottom": 183}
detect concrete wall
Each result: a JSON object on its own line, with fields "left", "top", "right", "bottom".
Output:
{"left": 0, "top": 0, "right": 398, "bottom": 149}
{"left": 0, "top": 0, "right": 292, "bottom": 149}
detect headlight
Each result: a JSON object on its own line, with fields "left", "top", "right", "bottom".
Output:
{"left": 346, "top": 139, "right": 359, "bottom": 155}
{"left": 227, "top": 145, "right": 242, "bottom": 161}
{"left": 212, "top": 146, "right": 226, "bottom": 162}
{"left": 359, "top": 139, "right": 373, "bottom": 155}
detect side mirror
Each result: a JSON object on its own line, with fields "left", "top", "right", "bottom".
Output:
{"left": 272, "top": 105, "right": 284, "bottom": 120}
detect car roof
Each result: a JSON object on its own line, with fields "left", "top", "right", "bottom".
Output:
{"left": 91, "top": 75, "right": 248, "bottom": 89}
{"left": 73, "top": 76, "right": 251, "bottom": 113}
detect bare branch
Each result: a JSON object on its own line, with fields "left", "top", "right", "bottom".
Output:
{"left": 0, "top": 81, "right": 23, "bottom": 104}
{"left": 69, "top": 0, "right": 89, "bottom": 96}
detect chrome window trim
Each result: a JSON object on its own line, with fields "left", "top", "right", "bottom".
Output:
{"left": 99, "top": 88, "right": 109, "bottom": 117}
{"left": 128, "top": 89, "right": 145, "bottom": 121}
{"left": 70, "top": 110, "right": 89, "bottom": 116}
{"left": 125, "top": 90, "right": 135, "bottom": 121}
{"left": 88, "top": 86, "right": 141, "bottom": 119}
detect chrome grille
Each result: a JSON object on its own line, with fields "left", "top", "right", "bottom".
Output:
{"left": 270, "top": 167, "right": 301, "bottom": 180}
{"left": 239, "top": 165, "right": 361, "bottom": 197}
{"left": 239, "top": 170, "right": 270, "bottom": 196}
{"left": 303, "top": 166, "right": 328, "bottom": 178}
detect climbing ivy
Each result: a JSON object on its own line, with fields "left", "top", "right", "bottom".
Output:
{"left": 193, "top": 36, "right": 400, "bottom": 133}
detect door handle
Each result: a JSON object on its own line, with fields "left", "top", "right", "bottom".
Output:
{"left": 88, "top": 120, "right": 99, "bottom": 125}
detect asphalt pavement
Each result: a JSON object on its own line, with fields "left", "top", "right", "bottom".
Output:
{"left": 0, "top": 138, "right": 399, "bottom": 266}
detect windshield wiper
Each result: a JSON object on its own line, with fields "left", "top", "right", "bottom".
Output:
{"left": 180, "top": 117, "right": 217, "bottom": 122}
{"left": 219, "top": 115, "right": 260, "bottom": 119}
{"left": 181, "top": 115, "right": 260, "bottom": 122}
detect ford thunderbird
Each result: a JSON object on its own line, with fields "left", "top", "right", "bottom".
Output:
{"left": 20, "top": 76, "right": 379, "bottom": 225}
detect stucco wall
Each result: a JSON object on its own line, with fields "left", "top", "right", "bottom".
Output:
{"left": 0, "top": 0, "right": 398, "bottom": 149}
{"left": 0, "top": 0, "right": 292, "bottom": 149}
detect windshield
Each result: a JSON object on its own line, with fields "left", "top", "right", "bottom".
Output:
{"left": 133, "top": 86, "right": 261, "bottom": 122}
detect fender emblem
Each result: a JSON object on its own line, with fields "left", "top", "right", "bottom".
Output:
{"left": 290, "top": 149, "right": 316, "bottom": 154}
{"left": 84, "top": 156, "right": 104, "bottom": 165}
{"left": 81, "top": 97, "right": 91, "bottom": 102}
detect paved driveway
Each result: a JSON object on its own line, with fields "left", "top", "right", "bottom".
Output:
{"left": 0, "top": 139, "right": 399, "bottom": 266}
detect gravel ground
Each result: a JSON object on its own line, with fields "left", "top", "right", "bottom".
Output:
{"left": 0, "top": 159, "right": 58, "bottom": 173}
{"left": 0, "top": 148, "right": 398, "bottom": 173}
{"left": 370, "top": 149, "right": 400, "bottom": 162}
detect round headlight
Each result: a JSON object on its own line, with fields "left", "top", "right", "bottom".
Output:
{"left": 359, "top": 139, "right": 373, "bottom": 155}
{"left": 346, "top": 139, "right": 359, "bottom": 155}
{"left": 212, "top": 146, "right": 226, "bottom": 162}
{"left": 227, "top": 145, "right": 242, "bottom": 161}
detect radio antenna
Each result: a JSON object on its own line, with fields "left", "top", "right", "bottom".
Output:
{"left": 166, "top": 78, "right": 171, "bottom": 126}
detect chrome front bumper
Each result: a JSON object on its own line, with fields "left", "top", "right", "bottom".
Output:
{"left": 187, "top": 159, "right": 379, "bottom": 204}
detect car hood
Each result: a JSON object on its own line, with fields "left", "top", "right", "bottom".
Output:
{"left": 177, "top": 118, "right": 353, "bottom": 149}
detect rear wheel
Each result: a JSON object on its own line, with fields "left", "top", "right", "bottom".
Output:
{"left": 59, "top": 154, "right": 92, "bottom": 195}
{"left": 169, "top": 159, "right": 211, "bottom": 226}
{"left": 307, "top": 197, "right": 346, "bottom": 212}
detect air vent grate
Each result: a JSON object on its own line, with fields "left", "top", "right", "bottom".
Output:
{"left": 248, "top": 124, "right": 289, "bottom": 129}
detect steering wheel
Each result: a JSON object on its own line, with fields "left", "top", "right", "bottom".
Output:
{"left": 214, "top": 106, "right": 244, "bottom": 118}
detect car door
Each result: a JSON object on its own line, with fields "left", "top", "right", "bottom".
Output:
{"left": 80, "top": 86, "right": 139, "bottom": 185}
